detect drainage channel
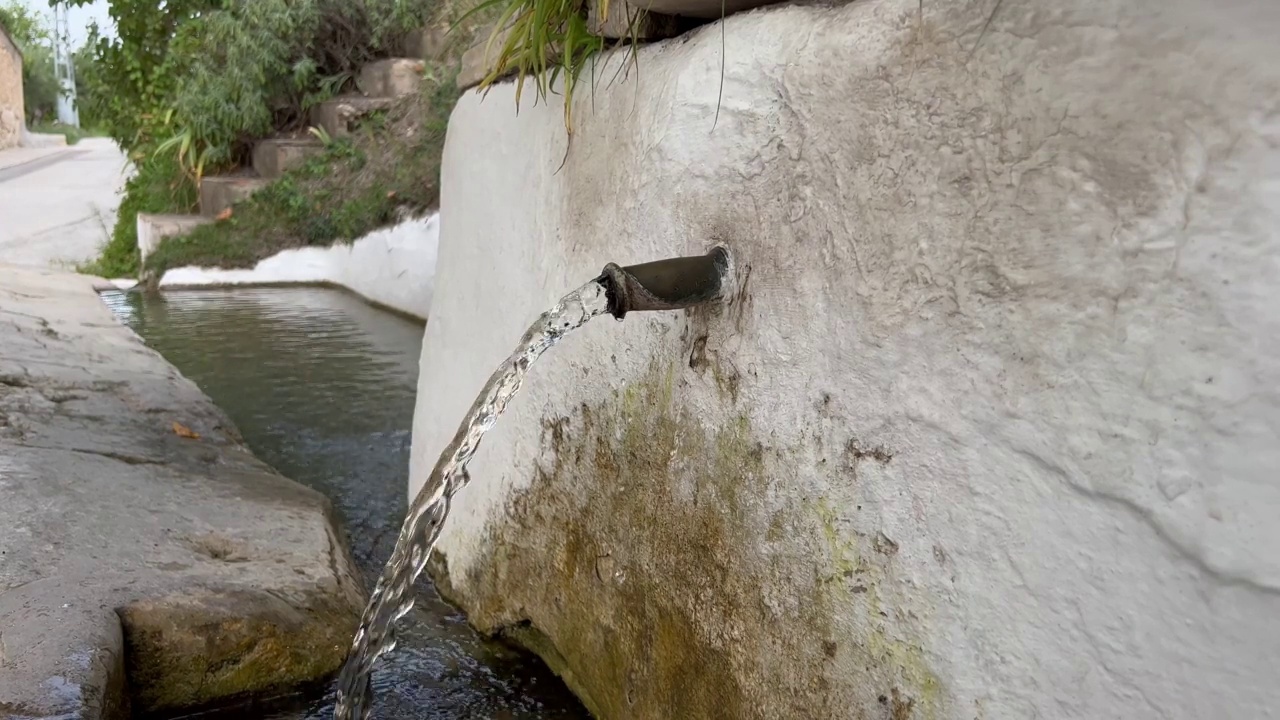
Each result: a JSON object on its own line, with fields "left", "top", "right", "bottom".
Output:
{"left": 101, "top": 286, "right": 588, "bottom": 720}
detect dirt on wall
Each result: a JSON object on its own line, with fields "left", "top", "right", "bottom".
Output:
{"left": 428, "top": 356, "right": 941, "bottom": 720}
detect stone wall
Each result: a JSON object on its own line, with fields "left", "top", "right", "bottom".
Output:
{"left": 0, "top": 22, "right": 23, "bottom": 149}
{"left": 411, "top": 0, "right": 1280, "bottom": 718}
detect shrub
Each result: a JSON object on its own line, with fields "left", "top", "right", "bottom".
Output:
{"left": 72, "top": 0, "right": 432, "bottom": 167}
{"left": 69, "top": 0, "right": 434, "bottom": 276}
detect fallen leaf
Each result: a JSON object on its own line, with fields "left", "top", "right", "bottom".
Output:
{"left": 216, "top": 207, "right": 233, "bottom": 221}
{"left": 172, "top": 421, "right": 201, "bottom": 439}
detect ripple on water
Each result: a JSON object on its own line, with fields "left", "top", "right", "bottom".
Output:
{"left": 100, "top": 287, "right": 588, "bottom": 720}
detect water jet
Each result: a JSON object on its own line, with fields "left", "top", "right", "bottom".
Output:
{"left": 334, "top": 247, "right": 734, "bottom": 719}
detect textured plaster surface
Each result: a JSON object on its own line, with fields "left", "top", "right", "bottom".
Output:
{"left": 412, "top": 0, "right": 1280, "bottom": 717}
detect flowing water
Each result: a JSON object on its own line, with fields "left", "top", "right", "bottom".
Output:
{"left": 100, "top": 287, "right": 590, "bottom": 720}
{"left": 333, "top": 279, "right": 612, "bottom": 720}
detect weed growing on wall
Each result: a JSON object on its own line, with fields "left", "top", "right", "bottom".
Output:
{"left": 464, "top": 0, "right": 648, "bottom": 133}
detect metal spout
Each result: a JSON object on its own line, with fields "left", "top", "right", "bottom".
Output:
{"left": 596, "top": 247, "right": 731, "bottom": 320}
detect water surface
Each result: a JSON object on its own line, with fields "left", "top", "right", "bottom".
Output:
{"left": 101, "top": 287, "right": 588, "bottom": 720}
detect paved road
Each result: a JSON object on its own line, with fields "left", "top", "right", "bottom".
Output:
{"left": 0, "top": 138, "right": 129, "bottom": 269}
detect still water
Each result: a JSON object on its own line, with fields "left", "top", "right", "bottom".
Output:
{"left": 101, "top": 287, "right": 589, "bottom": 720}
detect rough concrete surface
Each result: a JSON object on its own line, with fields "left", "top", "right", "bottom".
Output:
{"left": 0, "top": 140, "right": 128, "bottom": 269}
{"left": 197, "top": 176, "right": 271, "bottom": 218}
{"left": 356, "top": 58, "right": 426, "bottom": 99}
{"left": 0, "top": 265, "right": 365, "bottom": 718}
{"left": 415, "top": 0, "right": 1280, "bottom": 718}
{"left": 135, "top": 214, "right": 212, "bottom": 263}
{"left": 251, "top": 138, "right": 324, "bottom": 180}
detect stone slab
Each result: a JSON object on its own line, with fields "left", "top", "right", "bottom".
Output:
{"left": 400, "top": 24, "right": 449, "bottom": 60}
{"left": 310, "top": 95, "right": 397, "bottom": 139}
{"left": 587, "top": 1, "right": 681, "bottom": 39}
{"left": 634, "top": 0, "right": 783, "bottom": 19}
{"left": 198, "top": 175, "right": 271, "bottom": 218}
{"left": 356, "top": 58, "right": 426, "bottom": 98}
{"left": 251, "top": 137, "right": 324, "bottom": 179}
{"left": 136, "top": 213, "right": 212, "bottom": 262}
{"left": 457, "top": 23, "right": 522, "bottom": 91}
{"left": 0, "top": 265, "right": 366, "bottom": 717}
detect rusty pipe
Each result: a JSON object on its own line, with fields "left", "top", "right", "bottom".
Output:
{"left": 595, "top": 247, "right": 731, "bottom": 320}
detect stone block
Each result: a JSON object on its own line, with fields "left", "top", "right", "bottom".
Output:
{"left": 635, "top": 0, "right": 784, "bottom": 19}
{"left": 137, "top": 213, "right": 212, "bottom": 261}
{"left": 587, "top": 0, "right": 681, "bottom": 39}
{"left": 357, "top": 58, "right": 427, "bottom": 98}
{"left": 311, "top": 94, "right": 398, "bottom": 139}
{"left": 252, "top": 137, "right": 324, "bottom": 179}
{"left": 458, "top": 24, "right": 522, "bottom": 91}
{"left": 401, "top": 24, "right": 450, "bottom": 60}
{"left": 198, "top": 176, "right": 271, "bottom": 218}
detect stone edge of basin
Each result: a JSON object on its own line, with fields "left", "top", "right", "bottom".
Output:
{"left": 0, "top": 265, "right": 369, "bottom": 719}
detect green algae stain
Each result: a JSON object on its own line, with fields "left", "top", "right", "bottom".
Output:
{"left": 448, "top": 358, "right": 944, "bottom": 720}
{"left": 808, "top": 498, "right": 943, "bottom": 720}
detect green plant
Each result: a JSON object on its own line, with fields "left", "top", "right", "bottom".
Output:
{"left": 462, "top": 0, "right": 641, "bottom": 132}
{"left": 80, "top": 153, "right": 198, "bottom": 278}
{"left": 308, "top": 125, "right": 335, "bottom": 146}
{"left": 142, "top": 72, "right": 457, "bottom": 276}
{"left": 69, "top": 0, "right": 436, "bottom": 277}
{"left": 152, "top": 111, "right": 214, "bottom": 184}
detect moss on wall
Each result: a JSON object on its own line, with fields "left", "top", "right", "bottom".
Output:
{"left": 430, "top": 355, "right": 943, "bottom": 719}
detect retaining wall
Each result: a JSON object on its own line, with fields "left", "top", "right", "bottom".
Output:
{"left": 410, "top": 0, "right": 1280, "bottom": 717}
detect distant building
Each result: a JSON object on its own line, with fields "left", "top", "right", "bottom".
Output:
{"left": 0, "top": 20, "right": 22, "bottom": 150}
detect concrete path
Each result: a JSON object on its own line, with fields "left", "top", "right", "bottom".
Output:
{"left": 0, "top": 265, "right": 365, "bottom": 718}
{"left": 0, "top": 139, "right": 129, "bottom": 270}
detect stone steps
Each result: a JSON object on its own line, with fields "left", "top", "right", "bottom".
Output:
{"left": 201, "top": 58, "right": 427, "bottom": 217}
{"left": 140, "top": 54, "right": 428, "bottom": 254}
{"left": 199, "top": 175, "right": 273, "bottom": 218}
{"left": 399, "top": 24, "right": 448, "bottom": 61}
{"left": 252, "top": 136, "right": 325, "bottom": 179}
{"left": 357, "top": 58, "right": 427, "bottom": 98}
{"left": 136, "top": 213, "right": 212, "bottom": 262}
{"left": 310, "top": 94, "right": 399, "bottom": 139}
{"left": 309, "top": 57, "right": 426, "bottom": 139}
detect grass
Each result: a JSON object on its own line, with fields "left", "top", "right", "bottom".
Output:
{"left": 141, "top": 72, "right": 458, "bottom": 276}
{"left": 28, "top": 121, "right": 107, "bottom": 145}
{"left": 467, "top": 0, "right": 647, "bottom": 133}
{"left": 79, "top": 153, "right": 198, "bottom": 278}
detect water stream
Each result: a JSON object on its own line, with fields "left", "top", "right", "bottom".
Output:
{"left": 333, "top": 279, "right": 612, "bottom": 719}
{"left": 100, "top": 287, "right": 589, "bottom": 720}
